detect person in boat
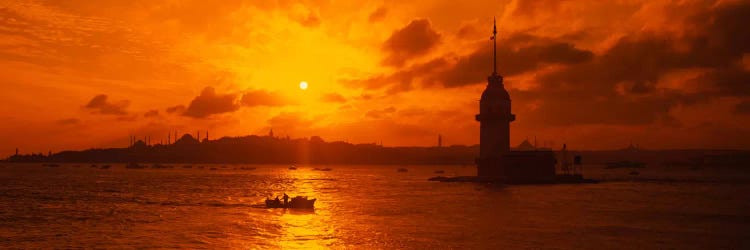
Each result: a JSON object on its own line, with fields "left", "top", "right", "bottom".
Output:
{"left": 274, "top": 196, "right": 280, "bottom": 204}
{"left": 283, "top": 193, "right": 289, "bottom": 206}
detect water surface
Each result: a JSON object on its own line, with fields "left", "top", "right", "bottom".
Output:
{"left": 0, "top": 163, "right": 748, "bottom": 249}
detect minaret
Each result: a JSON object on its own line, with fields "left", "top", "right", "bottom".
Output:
{"left": 475, "top": 18, "right": 516, "bottom": 177}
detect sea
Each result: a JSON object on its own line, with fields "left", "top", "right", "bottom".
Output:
{"left": 0, "top": 163, "right": 748, "bottom": 249}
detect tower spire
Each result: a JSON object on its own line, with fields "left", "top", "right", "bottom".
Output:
{"left": 492, "top": 17, "right": 497, "bottom": 75}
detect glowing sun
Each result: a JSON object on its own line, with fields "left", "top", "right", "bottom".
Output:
{"left": 299, "top": 81, "right": 308, "bottom": 90}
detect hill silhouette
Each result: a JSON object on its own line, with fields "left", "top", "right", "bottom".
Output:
{"left": 5, "top": 134, "right": 477, "bottom": 165}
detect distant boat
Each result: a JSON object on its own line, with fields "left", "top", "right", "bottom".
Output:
{"left": 240, "top": 167, "right": 256, "bottom": 170}
{"left": 100, "top": 165, "right": 111, "bottom": 169}
{"left": 397, "top": 168, "right": 408, "bottom": 172}
{"left": 209, "top": 167, "right": 218, "bottom": 170}
{"left": 126, "top": 163, "right": 147, "bottom": 169}
{"left": 606, "top": 161, "right": 646, "bottom": 169}
{"left": 434, "top": 170, "right": 445, "bottom": 174}
{"left": 265, "top": 196, "right": 316, "bottom": 209}
{"left": 289, "top": 166, "right": 297, "bottom": 170}
{"left": 313, "top": 167, "right": 332, "bottom": 171}
{"left": 151, "top": 164, "right": 169, "bottom": 169}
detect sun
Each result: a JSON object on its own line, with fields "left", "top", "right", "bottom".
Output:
{"left": 299, "top": 81, "right": 308, "bottom": 90}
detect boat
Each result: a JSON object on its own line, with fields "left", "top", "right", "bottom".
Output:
{"left": 397, "top": 168, "right": 408, "bottom": 172}
{"left": 265, "top": 196, "right": 316, "bottom": 209}
{"left": 434, "top": 170, "right": 445, "bottom": 174}
{"left": 289, "top": 165, "right": 297, "bottom": 170}
{"left": 126, "top": 163, "right": 147, "bottom": 169}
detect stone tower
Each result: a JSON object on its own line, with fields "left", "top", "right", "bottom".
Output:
{"left": 476, "top": 18, "right": 515, "bottom": 177}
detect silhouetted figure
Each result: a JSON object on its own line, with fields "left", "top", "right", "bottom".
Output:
{"left": 283, "top": 193, "right": 289, "bottom": 207}
{"left": 274, "top": 196, "right": 280, "bottom": 204}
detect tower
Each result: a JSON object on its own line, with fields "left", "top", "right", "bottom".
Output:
{"left": 475, "top": 18, "right": 515, "bottom": 177}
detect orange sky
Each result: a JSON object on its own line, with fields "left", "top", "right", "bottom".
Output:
{"left": 1, "top": 0, "right": 749, "bottom": 154}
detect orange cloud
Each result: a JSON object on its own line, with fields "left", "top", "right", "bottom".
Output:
{"left": 183, "top": 87, "right": 239, "bottom": 118}
{"left": 381, "top": 19, "right": 441, "bottom": 67}
{"left": 83, "top": 94, "right": 130, "bottom": 115}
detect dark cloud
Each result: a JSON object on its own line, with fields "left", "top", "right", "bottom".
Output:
{"left": 346, "top": 32, "right": 590, "bottom": 91}
{"left": 144, "top": 109, "right": 159, "bottom": 117}
{"left": 342, "top": 57, "right": 449, "bottom": 93}
{"left": 166, "top": 105, "right": 186, "bottom": 114}
{"left": 520, "top": 1, "right": 750, "bottom": 126}
{"left": 183, "top": 87, "right": 239, "bottom": 118}
{"left": 381, "top": 19, "right": 441, "bottom": 67}
{"left": 368, "top": 6, "right": 387, "bottom": 22}
{"left": 365, "top": 106, "right": 396, "bottom": 119}
{"left": 321, "top": 93, "right": 346, "bottom": 103}
{"left": 434, "top": 40, "right": 592, "bottom": 87}
{"left": 83, "top": 94, "right": 129, "bottom": 115}
{"left": 240, "top": 90, "right": 290, "bottom": 107}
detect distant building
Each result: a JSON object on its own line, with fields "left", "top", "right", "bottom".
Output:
{"left": 475, "top": 19, "right": 556, "bottom": 183}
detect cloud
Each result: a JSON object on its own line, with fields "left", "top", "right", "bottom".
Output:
{"left": 434, "top": 39, "right": 593, "bottom": 87}
{"left": 518, "top": 1, "right": 750, "bottom": 126}
{"left": 83, "top": 94, "right": 129, "bottom": 115}
{"left": 240, "top": 89, "right": 291, "bottom": 107}
{"left": 182, "top": 87, "right": 240, "bottom": 118}
{"left": 144, "top": 109, "right": 159, "bottom": 117}
{"left": 346, "top": 32, "right": 591, "bottom": 91}
{"left": 321, "top": 93, "right": 346, "bottom": 103}
{"left": 368, "top": 6, "right": 387, "bottom": 22}
{"left": 166, "top": 105, "right": 186, "bottom": 114}
{"left": 381, "top": 19, "right": 441, "bottom": 67}
{"left": 365, "top": 106, "right": 396, "bottom": 119}
{"left": 290, "top": 5, "right": 321, "bottom": 27}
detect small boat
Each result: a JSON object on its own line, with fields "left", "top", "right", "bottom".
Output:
{"left": 397, "top": 168, "right": 408, "bottom": 172}
{"left": 265, "top": 196, "right": 316, "bottom": 209}
{"left": 289, "top": 165, "right": 297, "bottom": 170}
{"left": 100, "top": 165, "right": 111, "bottom": 169}
{"left": 240, "top": 167, "right": 256, "bottom": 170}
{"left": 126, "top": 163, "right": 147, "bottom": 169}
{"left": 151, "top": 164, "right": 169, "bottom": 169}
{"left": 315, "top": 168, "right": 332, "bottom": 171}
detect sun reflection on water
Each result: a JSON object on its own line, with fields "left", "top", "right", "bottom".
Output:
{"left": 277, "top": 168, "right": 337, "bottom": 249}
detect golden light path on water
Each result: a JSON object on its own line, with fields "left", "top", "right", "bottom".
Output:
{"left": 278, "top": 169, "right": 336, "bottom": 249}
{"left": 248, "top": 168, "right": 336, "bottom": 249}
